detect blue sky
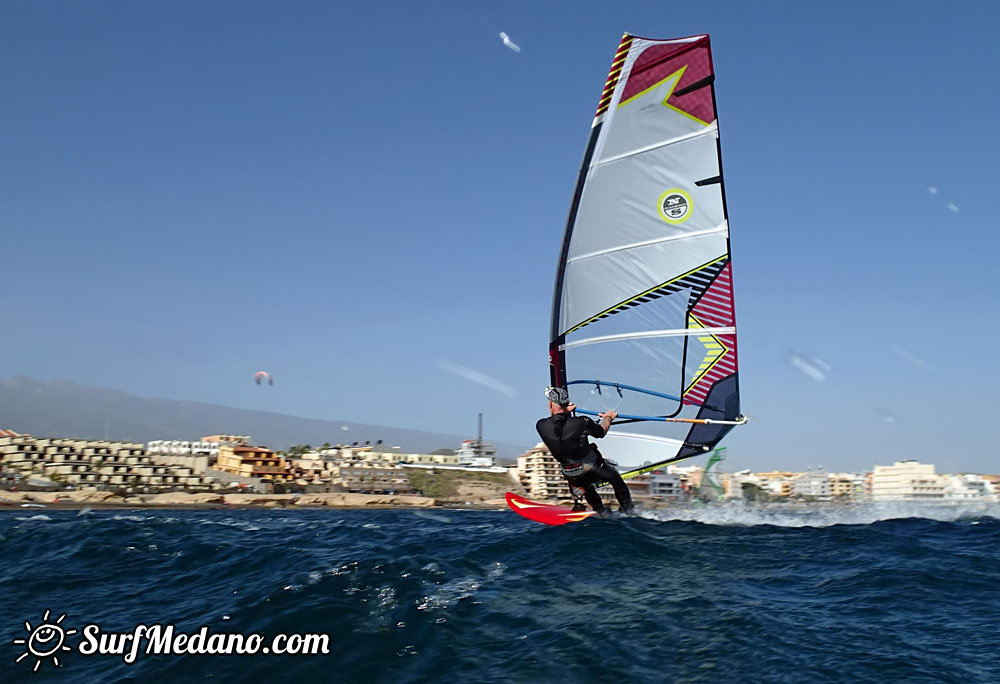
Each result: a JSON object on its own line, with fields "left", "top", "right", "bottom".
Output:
{"left": 3, "top": 0, "right": 998, "bottom": 474}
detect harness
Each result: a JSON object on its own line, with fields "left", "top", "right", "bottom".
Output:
{"left": 560, "top": 461, "right": 589, "bottom": 478}
{"left": 558, "top": 445, "right": 601, "bottom": 481}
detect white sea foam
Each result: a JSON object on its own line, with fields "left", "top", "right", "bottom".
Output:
{"left": 412, "top": 510, "right": 452, "bottom": 523}
{"left": 197, "top": 518, "right": 262, "bottom": 532}
{"left": 372, "top": 586, "right": 398, "bottom": 616}
{"left": 638, "top": 500, "right": 1000, "bottom": 528}
{"left": 327, "top": 561, "right": 358, "bottom": 577}
{"left": 416, "top": 562, "right": 506, "bottom": 611}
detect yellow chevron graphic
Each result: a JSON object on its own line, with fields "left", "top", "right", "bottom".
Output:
{"left": 509, "top": 499, "right": 544, "bottom": 509}
{"left": 684, "top": 313, "right": 729, "bottom": 393}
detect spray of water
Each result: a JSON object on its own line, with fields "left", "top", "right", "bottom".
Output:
{"left": 636, "top": 499, "right": 999, "bottom": 527}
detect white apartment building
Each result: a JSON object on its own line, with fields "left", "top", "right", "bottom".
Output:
{"left": 793, "top": 468, "right": 831, "bottom": 498}
{"left": 669, "top": 464, "right": 704, "bottom": 490}
{"left": 454, "top": 439, "right": 497, "bottom": 467}
{"left": 944, "top": 474, "right": 998, "bottom": 501}
{"left": 829, "top": 472, "right": 867, "bottom": 501}
{"left": 147, "top": 440, "right": 221, "bottom": 457}
{"left": 331, "top": 462, "right": 416, "bottom": 494}
{"left": 517, "top": 443, "right": 565, "bottom": 500}
{"left": 649, "top": 470, "right": 685, "bottom": 500}
{"left": 0, "top": 434, "right": 217, "bottom": 491}
{"left": 753, "top": 472, "right": 796, "bottom": 498}
{"left": 321, "top": 444, "right": 493, "bottom": 468}
{"left": 871, "top": 460, "right": 946, "bottom": 501}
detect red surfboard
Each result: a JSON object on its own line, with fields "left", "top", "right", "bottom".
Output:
{"left": 505, "top": 491, "right": 596, "bottom": 526}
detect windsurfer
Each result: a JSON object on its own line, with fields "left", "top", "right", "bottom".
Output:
{"left": 535, "top": 386, "right": 634, "bottom": 516}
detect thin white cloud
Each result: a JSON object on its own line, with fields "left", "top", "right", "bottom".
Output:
{"left": 436, "top": 359, "right": 518, "bottom": 397}
{"left": 787, "top": 350, "right": 830, "bottom": 383}
{"left": 889, "top": 344, "right": 933, "bottom": 371}
{"left": 927, "top": 185, "right": 960, "bottom": 214}
{"left": 876, "top": 409, "right": 898, "bottom": 424}
{"left": 499, "top": 31, "right": 521, "bottom": 53}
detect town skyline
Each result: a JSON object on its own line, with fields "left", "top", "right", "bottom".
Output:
{"left": 6, "top": 424, "right": 997, "bottom": 501}
{"left": 3, "top": 373, "right": 998, "bottom": 481}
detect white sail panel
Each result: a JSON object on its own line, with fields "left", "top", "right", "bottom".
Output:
{"left": 561, "top": 231, "right": 728, "bottom": 335}
{"left": 599, "top": 72, "right": 714, "bottom": 163}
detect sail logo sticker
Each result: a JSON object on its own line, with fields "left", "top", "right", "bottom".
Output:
{"left": 658, "top": 189, "right": 693, "bottom": 224}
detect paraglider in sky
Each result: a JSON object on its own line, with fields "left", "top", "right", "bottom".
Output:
{"left": 254, "top": 371, "right": 273, "bottom": 386}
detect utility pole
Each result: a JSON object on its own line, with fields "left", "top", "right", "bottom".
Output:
{"left": 477, "top": 413, "right": 483, "bottom": 458}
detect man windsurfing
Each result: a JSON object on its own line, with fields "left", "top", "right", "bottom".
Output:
{"left": 535, "top": 386, "right": 634, "bottom": 516}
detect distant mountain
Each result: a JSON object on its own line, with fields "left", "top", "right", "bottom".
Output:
{"left": 0, "top": 377, "right": 526, "bottom": 458}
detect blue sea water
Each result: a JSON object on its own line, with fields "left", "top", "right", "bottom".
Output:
{"left": 2, "top": 503, "right": 999, "bottom": 683}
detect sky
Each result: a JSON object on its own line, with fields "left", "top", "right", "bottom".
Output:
{"left": 3, "top": 0, "right": 999, "bottom": 474}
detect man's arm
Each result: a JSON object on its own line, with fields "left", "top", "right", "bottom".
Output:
{"left": 595, "top": 411, "right": 617, "bottom": 437}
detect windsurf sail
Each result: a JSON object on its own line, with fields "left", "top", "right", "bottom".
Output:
{"left": 549, "top": 33, "right": 745, "bottom": 478}
{"left": 699, "top": 446, "right": 727, "bottom": 500}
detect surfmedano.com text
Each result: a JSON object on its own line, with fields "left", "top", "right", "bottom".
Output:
{"left": 78, "top": 623, "right": 331, "bottom": 663}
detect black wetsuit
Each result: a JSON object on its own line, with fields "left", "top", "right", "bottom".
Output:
{"left": 535, "top": 413, "right": 633, "bottom": 514}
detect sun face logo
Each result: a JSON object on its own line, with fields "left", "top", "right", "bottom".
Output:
{"left": 12, "top": 610, "right": 76, "bottom": 672}
{"left": 658, "top": 189, "right": 693, "bottom": 224}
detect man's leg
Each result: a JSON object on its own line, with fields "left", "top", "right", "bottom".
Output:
{"left": 580, "top": 484, "right": 607, "bottom": 513}
{"left": 567, "top": 482, "right": 587, "bottom": 512}
{"left": 568, "top": 474, "right": 608, "bottom": 513}
{"left": 595, "top": 461, "right": 634, "bottom": 513}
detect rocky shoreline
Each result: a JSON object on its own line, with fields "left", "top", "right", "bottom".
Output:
{"left": 0, "top": 490, "right": 511, "bottom": 510}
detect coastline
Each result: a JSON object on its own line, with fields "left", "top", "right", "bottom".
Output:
{"left": 1, "top": 502, "right": 508, "bottom": 512}
{"left": 0, "top": 490, "right": 510, "bottom": 511}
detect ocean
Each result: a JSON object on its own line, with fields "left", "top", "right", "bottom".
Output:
{"left": 3, "top": 503, "right": 999, "bottom": 683}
